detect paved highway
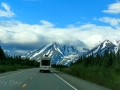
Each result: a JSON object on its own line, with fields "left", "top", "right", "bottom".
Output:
{"left": 0, "top": 68, "right": 111, "bottom": 90}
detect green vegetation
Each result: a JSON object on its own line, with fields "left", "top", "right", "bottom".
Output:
{"left": 52, "top": 64, "right": 68, "bottom": 68}
{"left": 0, "top": 46, "right": 39, "bottom": 73}
{"left": 57, "top": 48, "right": 120, "bottom": 90}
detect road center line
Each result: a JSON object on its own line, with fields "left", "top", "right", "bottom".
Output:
{"left": 22, "top": 83, "right": 27, "bottom": 88}
{"left": 54, "top": 73, "right": 78, "bottom": 90}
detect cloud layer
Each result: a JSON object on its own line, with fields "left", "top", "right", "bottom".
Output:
{"left": 0, "top": 2, "right": 120, "bottom": 55}
{"left": 0, "top": 19, "right": 120, "bottom": 55}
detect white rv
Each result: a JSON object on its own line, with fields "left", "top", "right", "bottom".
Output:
{"left": 40, "top": 55, "right": 52, "bottom": 72}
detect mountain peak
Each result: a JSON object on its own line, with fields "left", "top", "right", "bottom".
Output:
{"left": 23, "top": 43, "right": 80, "bottom": 66}
{"left": 82, "top": 39, "right": 117, "bottom": 57}
{"left": 102, "top": 40, "right": 114, "bottom": 47}
{"left": 103, "top": 39, "right": 111, "bottom": 43}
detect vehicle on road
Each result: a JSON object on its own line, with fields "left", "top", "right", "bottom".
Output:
{"left": 39, "top": 55, "right": 52, "bottom": 72}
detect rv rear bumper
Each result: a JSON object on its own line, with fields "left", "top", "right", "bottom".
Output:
{"left": 40, "top": 67, "right": 51, "bottom": 71}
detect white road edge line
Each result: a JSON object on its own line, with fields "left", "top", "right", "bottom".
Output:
{"left": 0, "top": 69, "right": 30, "bottom": 78}
{"left": 54, "top": 73, "right": 78, "bottom": 90}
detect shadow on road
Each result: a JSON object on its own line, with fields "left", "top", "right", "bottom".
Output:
{"left": 38, "top": 71, "right": 64, "bottom": 74}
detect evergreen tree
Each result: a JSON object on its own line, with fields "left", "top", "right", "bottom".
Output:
{"left": 117, "top": 48, "right": 120, "bottom": 58}
{"left": 104, "top": 49, "right": 109, "bottom": 57}
{"left": 0, "top": 46, "right": 5, "bottom": 60}
{"left": 107, "top": 51, "right": 114, "bottom": 67}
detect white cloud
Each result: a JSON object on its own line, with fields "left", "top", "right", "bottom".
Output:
{"left": 102, "top": 2, "right": 120, "bottom": 14}
{"left": 40, "top": 20, "right": 54, "bottom": 27}
{"left": 0, "top": 2, "right": 14, "bottom": 17}
{"left": 99, "top": 17, "right": 120, "bottom": 26}
{"left": 2, "top": 2, "right": 10, "bottom": 11}
{"left": 0, "top": 19, "right": 120, "bottom": 53}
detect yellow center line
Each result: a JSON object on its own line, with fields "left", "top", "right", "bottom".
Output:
{"left": 22, "top": 83, "right": 27, "bottom": 88}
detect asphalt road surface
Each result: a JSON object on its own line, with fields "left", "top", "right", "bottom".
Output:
{"left": 0, "top": 68, "right": 111, "bottom": 90}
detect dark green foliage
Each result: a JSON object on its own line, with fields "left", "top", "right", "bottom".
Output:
{"left": 0, "top": 46, "right": 39, "bottom": 73}
{"left": 57, "top": 48, "right": 120, "bottom": 90}
{"left": 52, "top": 64, "right": 68, "bottom": 68}
{"left": 0, "top": 46, "right": 6, "bottom": 65}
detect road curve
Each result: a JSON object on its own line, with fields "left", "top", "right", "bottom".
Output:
{"left": 0, "top": 68, "right": 111, "bottom": 90}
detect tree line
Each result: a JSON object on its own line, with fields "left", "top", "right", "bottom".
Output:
{"left": 57, "top": 47, "right": 120, "bottom": 90}
{"left": 0, "top": 46, "right": 39, "bottom": 73}
{"left": 74, "top": 47, "right": 120, "bottom": 69}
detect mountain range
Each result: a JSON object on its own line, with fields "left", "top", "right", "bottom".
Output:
{"left": 22, "top": 43, "right": 81, "bottom": 66}
{"left": 82, "top": 40, "right": 119, "bottom": 57}
{"left": 22, "top": 40, "right": 120, "bottom": 66}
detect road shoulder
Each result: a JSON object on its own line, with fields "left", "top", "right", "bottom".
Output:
{"left": 52, "top": 68, "right": 111, "bottom": 90}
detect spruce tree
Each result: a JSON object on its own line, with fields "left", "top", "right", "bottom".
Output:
{"left": 0, "top": 46, "right": 5, "bottom": 60}
{"left": 107, "top": 51, "right": 114, "bottom": 67}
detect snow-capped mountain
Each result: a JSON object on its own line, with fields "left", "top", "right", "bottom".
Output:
{"left": 22, "top": 40, "right": 120, "bottom": 66}
{"left": 82, "top": 40, "right": 119, "bottom": 57}
{"left": 22, "top": 43, "right": 81, "bottom": 66}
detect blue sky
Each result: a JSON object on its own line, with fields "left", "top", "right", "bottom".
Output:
{"left": 0, "top": 0, "right": 120, "bottom": 55}
{"left": 1, "top": 0, "right": 119, "bottom": 27}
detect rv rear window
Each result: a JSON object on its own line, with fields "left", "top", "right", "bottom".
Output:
{"left": 41, "top": 60, "right": 50, "bottom": 66}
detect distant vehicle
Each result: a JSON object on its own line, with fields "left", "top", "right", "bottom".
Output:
{"left": 39, "top": 55, "right": 52, "bottom": 72}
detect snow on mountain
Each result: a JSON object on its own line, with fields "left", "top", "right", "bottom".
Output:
{"left": 22, "top": 43, "right": 81, "bottom": 66}
{"left": 82, "top": 40, "right": 118, "bottom": 57}
{"left": 57, "top": 54, "right": 80, "bottom": 66}
{"left": 29, "top": 43, "right": 53, "bottom": 59}
{"left": 22, "top": 40, "right": 120, "bottom": 66}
